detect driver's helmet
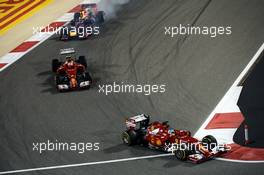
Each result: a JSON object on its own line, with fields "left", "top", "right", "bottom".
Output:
{"left": 168, "top": 128, "right": 175, "bottom": 135}
{"left": 65, "top": 56, "right": 74, "bottom": 69}
{"left": 81, "top": 9, "right": 88, "bottom": 19}
{"left": 66, "top": 56, "right": 73, "bottom": 61}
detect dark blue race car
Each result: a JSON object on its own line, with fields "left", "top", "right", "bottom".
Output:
{"left": 59, "top": 4, "right": 105, "bottom": 40}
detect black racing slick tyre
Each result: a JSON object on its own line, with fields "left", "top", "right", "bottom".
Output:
{"left": 202, "top": 135, "right": 218, "bottom": 150}
{"left": 85, "top": 72, "right": 92, "bottom": 82}
{"left": 85, "top": 72, "right": 92, "bottom": 88}
{"left": 175, "top": 149, "right": 188, "bottom": 161}
{"left": 78, "top": 56, "right": 87, "bottom": 68}
{"left": 52, "top": 59, "right": 60, "bottom": 72}
{"left": 97, "top": 11, "right": 104, "bottom": 23}
{"left": 122, "top": 130, "right": 137, "bottom": 146}
{"left": 74, "top": 12, "right": 81, "bottom": 21}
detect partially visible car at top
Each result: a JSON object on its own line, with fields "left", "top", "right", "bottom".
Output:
{"left": 59, "top": 4, "right": 105, "bottom": 40}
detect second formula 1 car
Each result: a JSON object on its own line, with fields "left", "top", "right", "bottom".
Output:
{"left": 59, "top": 4, "right": 104, "bottom": 40}
{"left": 52, "top": 48, "right": 92, "bottom": 92}
{"left": 122, "top": 114, "right": 227, "bottom": 163}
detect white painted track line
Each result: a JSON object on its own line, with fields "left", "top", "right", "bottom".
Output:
{"left": 216, "top": 158, "right": 264, "bottom": 164}
{"left": 0, "top": 154, "right": 173, "bottom": 175}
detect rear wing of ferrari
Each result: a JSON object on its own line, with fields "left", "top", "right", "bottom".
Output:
{"left": 60, "top": 48, "right": 75, "bottom": 55}
{"left": 126, "top": 114, "right": 150, "bottom": 130}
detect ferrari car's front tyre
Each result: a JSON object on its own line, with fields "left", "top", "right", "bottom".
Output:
{"left": 202, "top": 135, "right": 217, "bottom": 150}
{"left": 175, "top": 150, "right": 188, "bottom": 161}
{"left": 175, "top": 149, "right": 188, "bottom": 161}
{"left": 122, "top": 130, "right": 137, "bottom": 146}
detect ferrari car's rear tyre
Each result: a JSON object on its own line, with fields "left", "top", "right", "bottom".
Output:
{"left": 175, "top": 149, "right": 188, "bottom": 161}
{"left": 85, "top": 72, "right": 92, "bottom": 80}
{"left": 122, "top": 130, "right": 137, "bottom": 146}
{"left": 52, "top": 59, "right": 60, "bottom": 72}
{"left": 85, "top": 72, "right": 92, "bottom": 83}
{"left": 78, "top": 56, "right": 87, "bottom": 68}
{"left": 202, "top": 135, "right": 217, "bottom": 150}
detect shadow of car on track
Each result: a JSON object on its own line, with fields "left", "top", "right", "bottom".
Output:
{"left": 103, "top": 143, "right": 129, "bottom": 154}
{"left": 103, "top": 143, "right": 195, "bottom": 167}
{"left": 37, "top": 70, "right": 58, "bottom": 94}
{"left": 162, "top": 156, "right": 200, "bottom": 168}
{"left": 48, "top": 33, "right": 102, "bottom": 42}
{"left": 103, "top": 143, "right": 167, "bottom": 157}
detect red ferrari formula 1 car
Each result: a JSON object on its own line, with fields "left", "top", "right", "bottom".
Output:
{"left": 52, "top": 48, "right": 92, "bottom": 92}
{"left": 122, "top": 114, "right": 227, "bottom": 163}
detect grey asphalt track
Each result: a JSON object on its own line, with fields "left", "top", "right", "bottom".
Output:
{"left": 0, "top": 0, "right": 264, "bottom": 174}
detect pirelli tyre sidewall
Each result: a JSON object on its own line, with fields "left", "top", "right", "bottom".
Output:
{"left": 202, "top": 135, "right": 218, "bottom": 151}
{"left": 122, "top": 130, "right": 137, "bottom": 146}
{"left": 85, "top": 72, "right": 92, "bottom": 82}
{"left": 73, "top": 12, "right": 81, "bottom": 22}
{"left": 175, "top": 149, "right": 188, "bottom": 161}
